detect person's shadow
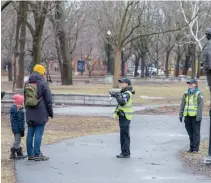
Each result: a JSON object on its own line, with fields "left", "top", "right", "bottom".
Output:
{"left": 1, "top": 91, "right": 5, "bottom": 99}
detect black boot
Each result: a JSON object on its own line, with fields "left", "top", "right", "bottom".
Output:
{"left": 116, "top": 153, "right": 130, "bottom": 158}
{"left": 9, "top": 147, "right": 17, "bottom": 159}
{"left": 16, "top": 147, "right": 27, "bottom": 159}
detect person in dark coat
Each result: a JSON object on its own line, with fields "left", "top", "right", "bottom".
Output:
{"left": 24, "top": 64, "right": 53, "bottom": 161}
{"left": 202, "top": 28, "right": 211, "bottom": 92}
{"left": 9, "top": 94, "right": 27, "bottom": 159}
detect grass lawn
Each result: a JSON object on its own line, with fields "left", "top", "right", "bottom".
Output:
{"left": 1, "top": 80, "right": 210, "bottom": 105}
{"left": 1, "top": 114, "right": 118, "bottom": 183}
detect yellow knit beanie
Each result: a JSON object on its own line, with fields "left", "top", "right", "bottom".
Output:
{"left": 33, "top": 64, "right": 46, "bottom": 75}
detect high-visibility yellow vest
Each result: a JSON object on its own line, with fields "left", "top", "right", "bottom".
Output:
{"left": 183, "top": 91, "right": 200, "bottom": 117}
{"left": 113, "top": 91, "right": 133, "bottom": 120}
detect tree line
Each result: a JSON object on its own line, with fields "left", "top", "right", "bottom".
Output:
{"left": 1, "top": 1, "right": 211, "bottom": 88}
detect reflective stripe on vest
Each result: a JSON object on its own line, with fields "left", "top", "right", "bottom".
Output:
{"left": 113, "top": 91, "right": 133, "bottom": 120}
{"left": 183, "top": 91, "right": 199, "bottom": 117}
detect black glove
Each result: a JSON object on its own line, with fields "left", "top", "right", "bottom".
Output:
{"left": 110, "top": 92, "right": 118, "bottom": 97}
{"left": 48, "top": 113, "right": 53, "bottom": 119}
{"left": 179, "top": 117, "right": 183, "bottom": 123}
{"left": 20, "top": 131, "right": 24, "bottom": 137}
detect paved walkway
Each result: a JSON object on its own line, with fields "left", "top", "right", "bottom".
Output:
{"left": 53, "top": 104, "right": 178, "bottom": 117}
{"left": 15, "top": 113, "right": 210, "bottom": 183}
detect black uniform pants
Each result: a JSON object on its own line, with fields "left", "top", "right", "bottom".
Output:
{"left": 184, "top": 116, "right": 201, "bottom": 151}
{"left": 119, "top": 116, "right": 130, "bottom": 155}
{"left": 206, "top": 71, "right": 211, "bottom": 92}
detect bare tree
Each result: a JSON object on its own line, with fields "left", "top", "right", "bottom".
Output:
{"left": 24, "top": 1, "right": 51, "bottom": 69}
{"left": 180, "top": 1, "right": 211, "bottom": 78}
{"left": 48, "top": 1, "right": 85, "bottom": 85}
{"left": 16, "top": 1, "right": 28, "bottom": 88}
{"left": 89, "top": 1, "right": 151, "bottom": 87}
{"left": 1, "top": 0, "right": 12, "bottom": 11}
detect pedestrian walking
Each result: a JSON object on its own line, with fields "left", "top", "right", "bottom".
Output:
{"left": 110, "top": 78, "right": 135, "bottom": 158}
{"left": 9, "top": 94, "right": 27, "bottom": 159}
{"left": 24, "top": 64, "right": 53, "bottom": 161}
{"left": 179, "top": 79, "right": 204, "bottom": 153}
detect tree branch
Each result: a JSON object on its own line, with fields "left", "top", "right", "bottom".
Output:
{"left": 1, "top": 0, "right": 12, "bottom": 11}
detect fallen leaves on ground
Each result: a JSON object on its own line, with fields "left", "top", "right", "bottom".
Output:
{"left": 1, "top": 114, "right": 118, "bottom": 183}
{"left": 134, "top": 104, "right": 210, "bottom": 116}
{"left": 180, "top": 140, "right": 211, "bottom": 177}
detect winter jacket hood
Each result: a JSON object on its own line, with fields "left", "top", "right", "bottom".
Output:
{"left": 28, "top": 72, "right": 44, "bottom": 83}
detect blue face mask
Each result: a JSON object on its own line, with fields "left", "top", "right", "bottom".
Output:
{"left": 189, "top": 89, "right": 194, "bottom": 92}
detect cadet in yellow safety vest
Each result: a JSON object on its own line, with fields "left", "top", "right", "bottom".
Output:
{"left": 179, "top": 79, "right": 204, "bottom": 153}
{"left": 110, "top": 78, "right": 135, "bottom": 158}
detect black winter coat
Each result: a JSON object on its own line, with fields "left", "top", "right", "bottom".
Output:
{"left": 24, "top": 72, "right": 53, "bottom": 125}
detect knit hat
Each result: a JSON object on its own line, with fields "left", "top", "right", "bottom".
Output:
{"left": 33, "top": 64, "right": 45, "bottom": 75}
{"left": 13, "top": 94, "right": 24, "bottom": 106}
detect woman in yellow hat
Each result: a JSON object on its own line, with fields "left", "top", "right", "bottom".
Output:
{"left": 24, "top": 64, "right": 53, "bottom": 161}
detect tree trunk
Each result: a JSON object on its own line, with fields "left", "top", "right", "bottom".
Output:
{"left": 13, "top": 2, "right": 22, "bottom": 91}
{"left": 59, "top": 33, "right": 72, "bottom": 85}
{"left": 31, "top": 18, "right": 46, "bottom": 70}
{"left": 27, "top": 2, "right": 49, "bottom": 71}
{"left": 191, "top": 44, "right": 196, "bottom": 79}
{"left": 121, "top": 61, "right": 125, "bottom": 77}
{"left": 113, "top": 49, "right": 121, "bottom": 88}
{"left": 183, "top": 46, "right": 191, "bottom": 75}
{"left": 1, "top": 1, "right": 12, "bottom": 11}
{"left": 110, "top": 49, "right": 115, "bottom": 75}
{"left": 140, "top": 54, "right": 146, "bottom": 78}
{"left": 196, "top": 51, "right": 201, "bottom": 79}
{"left": 56, "top": 2, "right": 72, "bottom": 85}
{"left": 175, "top": 55, "right": 181, "bottom": 77}
{"left": 165, "top": 50, "right": 170, "bottom": 78}
{"left": 55, "top": 35, "right": 63, "bottom": 83}
{"left": 7, "top": 18, "right": 16, "bottom": 81}
{"left": 134, "top": 55, "right": 139, "bottom": 77}
{"left": 16, "top": 1, "right": 27, "bottom": 88}
{"left": 121, "top": 51, "right": 125, "bottom": 77}
{"left": 8, "top": 59, "right": 13, "bottom": 81}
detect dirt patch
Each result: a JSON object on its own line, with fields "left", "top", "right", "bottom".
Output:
{"left": 1, "top": 114, "right": 118, "bottom": 183}
{"left": 134, "top": 104, "right": 210, "bottom": 116}
{"left": 180, "top": 140, "right": 211, "bottom": 177}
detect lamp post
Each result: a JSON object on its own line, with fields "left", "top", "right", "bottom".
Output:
{"left": 107, "top": 30, "right": 111, "bottom": 75}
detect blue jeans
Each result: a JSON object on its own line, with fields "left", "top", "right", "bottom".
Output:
{"left": 26, "top": 123, "right": 46, "bottom": 157}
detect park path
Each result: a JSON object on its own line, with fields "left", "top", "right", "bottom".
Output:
{"left": 52, "top": 104, "right": 178, "bottom": 117}
{"left": 15, "top": 106, "right": 210, "bottom": 183}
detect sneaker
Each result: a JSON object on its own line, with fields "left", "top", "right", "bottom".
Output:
{"left": 28, "top": 156, "right": 35, "bottom": 160}
{"left": 192, "top": 151, "right": 198, "bottom": 154}
{"left": 34, "top": 154, "right": 49, "bottom": 161}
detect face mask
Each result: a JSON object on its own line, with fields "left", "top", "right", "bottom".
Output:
{"left": 189, "top": 89, "right": 195, "bottom": 92}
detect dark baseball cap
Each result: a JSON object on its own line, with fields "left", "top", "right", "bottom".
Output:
{"left": 187, "top": 79, "right": 198, "bottom": 84}
{"left": 118, "top": 78, "right": 131, "bottom": 85}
